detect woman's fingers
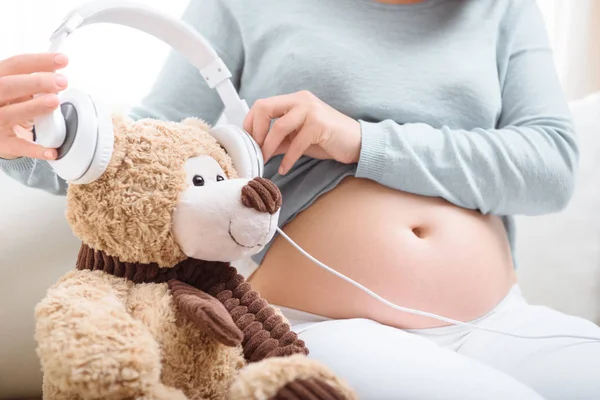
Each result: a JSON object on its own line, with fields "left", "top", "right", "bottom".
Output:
{"left": 0, "top": 134, "right": 57, "bottom": 160}
{"left": 0, "top": 53, "right": 68, "bottom": 160}
{"left": 0, "top": 72, "right": 68, "bottom": 104}
{"left": 12, "top": 123, "right": 34, "bottom": 141}
{"left": 251, "top": 101, "right": 272, "bottom": 147}
{"left": 244, "top": 93, "right": 300, "bottom": 145}
{"left": 261, "top": 106, "right": 306, "bottom": 162}
{"left": 0, "top": 94, "right": 60, "bottom": 128}
{"left": 244, "top": 91, "right": 332, "bottom": 171}
{"left": 278, "top": 123, "right": 318, "bottom": 175}
{"left": 0, "top": 53, "right": 68, "bottom": 76}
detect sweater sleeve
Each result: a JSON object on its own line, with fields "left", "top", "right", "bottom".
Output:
{"left": 1, "top": 0, "right": 242, "bottom": 195}
{"left": 0, "top": 157, "right": 68, "bottom": 195}
{"left": 355, "top": 0, "right": 578, "bottom": 216}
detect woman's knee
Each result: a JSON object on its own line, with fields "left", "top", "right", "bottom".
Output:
{"left": 459, "top": 304, "right": 600, "bottom": 399}
{"left": 298, "top": 318, "right": 544, "bottom": 399}
{"left": 513, "top": 335, "right": 600, "bottom": 399}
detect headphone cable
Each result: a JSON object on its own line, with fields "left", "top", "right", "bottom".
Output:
{"left": 275, "top": 227, "right": 600, "bottom": 342}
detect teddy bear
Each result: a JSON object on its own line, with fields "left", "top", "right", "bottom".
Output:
{"left": 33, "top": 114, "right": 357, "bottom": 400}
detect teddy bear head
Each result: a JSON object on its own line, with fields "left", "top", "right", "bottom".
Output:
{"left": 65, "top": 114, "right": 281, "bottom": 268}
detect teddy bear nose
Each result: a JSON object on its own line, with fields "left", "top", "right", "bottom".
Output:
{"left": 241, "top": 177, "right": 282, "bottom": 214}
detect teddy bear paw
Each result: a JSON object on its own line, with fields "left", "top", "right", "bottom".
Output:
{"left": 228, "top": 354, "right": 357, "bottom": 400}
{"left": 269, "top": 377, "right": 349, "bottom": 400}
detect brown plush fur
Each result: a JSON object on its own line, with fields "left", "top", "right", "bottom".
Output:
{"left": 35, "top": 115, "right": 356, "bottom": 400}
{"left": 65, "top": 116, "right": 237, "bottom": 268}
{"left": 36, "top": 269, "right": 243, "bottom": 400}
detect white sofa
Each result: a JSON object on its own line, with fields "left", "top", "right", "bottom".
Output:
{"left": 1, "top": 93, "right": 599, "bottom": 399}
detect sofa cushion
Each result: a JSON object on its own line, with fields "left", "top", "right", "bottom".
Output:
{"left": 516, "top": 92, "right": 600, "bottom": 325}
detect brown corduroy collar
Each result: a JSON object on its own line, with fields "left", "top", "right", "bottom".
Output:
{"left": 75, "top": 243, "right": 308, "bottom": 362}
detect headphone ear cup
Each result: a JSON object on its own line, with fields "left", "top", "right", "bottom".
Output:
{"left": 208, "top": 124, "right": 263, "bottom": 179}
{"left": 45, "top": 88, "right": 113, "bottom": 184}
{"left": 71, "top": 97, "right": 114, "bottom": 184}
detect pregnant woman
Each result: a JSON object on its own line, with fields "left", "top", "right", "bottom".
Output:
{"left": 1, "top": 0, "right": 599, "bottom": 398}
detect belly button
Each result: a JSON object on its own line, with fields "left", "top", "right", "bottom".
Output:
{"left": 411, "top": 226, "right": 427, "bottom": 239}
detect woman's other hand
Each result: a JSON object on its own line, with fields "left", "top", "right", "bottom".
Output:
{"left": 243, "top": 90, "right": 362, "bottom": 175}
{"left": 0, "top": 53, "right": 69, "bottom": 160}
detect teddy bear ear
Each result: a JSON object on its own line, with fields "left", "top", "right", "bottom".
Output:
{"left": 181, "top": 117, "right": 210, "bottom": 132}
{"left": 110, "top": 113, "right": 134, "bottom": 129}
{"left": 182, "top": 116, "right": 262, "bottom": 179}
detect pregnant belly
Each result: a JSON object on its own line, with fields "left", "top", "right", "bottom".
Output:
{"left": 249, "top": 177, "right": 517, "bottom": 329}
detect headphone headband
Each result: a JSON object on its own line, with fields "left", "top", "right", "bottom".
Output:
{"left": 35, "top": 0, "right": 262, "bottom": 184}
{"left": 44, "top": 0, "right": 249, "bottom": 130}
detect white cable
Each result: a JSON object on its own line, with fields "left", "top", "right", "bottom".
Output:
{"left": 275, "top": 227, "right": 600, "bottom": 342}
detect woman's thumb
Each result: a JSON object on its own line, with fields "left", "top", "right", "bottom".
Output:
{"left": 3, "top": 136, "right": 57, "bottom": 160}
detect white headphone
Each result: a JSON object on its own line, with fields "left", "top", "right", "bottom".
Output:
{"left": 35, "top": 0, "right": 600, "bottom": 343}
{"left": 34, "top": 0, "right": 263, "bottom": 184}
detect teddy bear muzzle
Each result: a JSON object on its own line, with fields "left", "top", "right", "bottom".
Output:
{"left": 227, "top": 177, "right": 282, "bottom": 250}
{"left": 241, "top": 177, "right": 282, "bottom": 214}
{"left": 171, "top": 174, "right": 282, "bottom": 262}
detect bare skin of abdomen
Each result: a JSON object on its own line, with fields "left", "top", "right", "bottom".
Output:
{"left": 249, "top": 176, "right": 517, "bottom": 329}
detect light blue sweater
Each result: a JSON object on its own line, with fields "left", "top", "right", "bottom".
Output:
{"left": 0, "top": 0, "right": 578, "bottom": 267}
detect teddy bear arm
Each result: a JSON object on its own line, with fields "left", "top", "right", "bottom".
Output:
{"left": 168, "top": 280, "right": 243, "bottom": 347}
{"left": 34, "top": 271, "right": 185, "bottom": 400}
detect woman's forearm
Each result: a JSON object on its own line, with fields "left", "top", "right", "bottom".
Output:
{"left": 355, "top": 118, "right": 577, "bottom": 216}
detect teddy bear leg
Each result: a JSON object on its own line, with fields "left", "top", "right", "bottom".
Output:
{"left": 134, "top": 384, "right": 189, "bottom": 400}
{"left": 35, "top": 271, "right": 187, "bottom": 400}
{"left": 42, "top": 376, "right": 188, "bottom": 400}
{"left": 42, "top": 374, "right": 82, "bottom": 400}
{"left": 227, "top": 354, "right": 357, "bottom": 400}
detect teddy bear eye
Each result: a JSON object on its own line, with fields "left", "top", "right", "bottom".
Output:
{"left": 216, "top": 175, "right": 224, "bottom": 182}
{"left": 192, "top": 175, "right": 204, "bottom": 186}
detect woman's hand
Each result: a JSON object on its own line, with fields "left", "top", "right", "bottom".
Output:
{"left": 243, "top": 90, "right": 362, "bottom": 175}
{"left": 0, "top": 53, "right": 69, "bottom": 160}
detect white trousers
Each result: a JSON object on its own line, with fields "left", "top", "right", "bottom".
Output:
{"left": 276, "top": 285, "right": 600, "bottom": 399}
